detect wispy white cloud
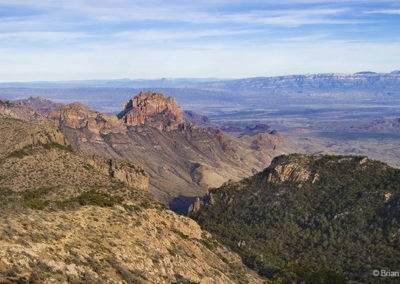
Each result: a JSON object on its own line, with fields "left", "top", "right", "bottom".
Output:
{"left": 279, "top": 33, "right": 329, "bottom": 42}
{"left": 0, "top": 31, "right": 88, "bottom": 41}
{"left": 0, "top": 0, "right": 398, "bottom": 81}
{"left": 1, "top": 39, "right": 399, "bottom": 81}
{"left": 114, "top": 29, "right": 259, "bottom": 41}
{"left": 365, "top": 9, "right": 400, "bottom": 15}
{"left": 213, "top": 8, "right": 361, "bottom": 27}
{"left": 0, "top": 1, "right": 355, "bottom": 26}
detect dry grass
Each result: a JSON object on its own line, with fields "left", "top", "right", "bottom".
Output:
{"left": 0, "top": 117, "right": 263, "bottom": 283}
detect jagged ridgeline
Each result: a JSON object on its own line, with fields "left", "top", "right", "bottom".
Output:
{"left": 189, "top": 154, "right": 400, "bottom": 283}
{"left": 1, "top": 93, "right": 290, "bottom": 208}
{"left": 0, "top": 118, "right": 263, "bottom": 283}
{"left": 45, "top": 91, "right": 289, "bottom": 205}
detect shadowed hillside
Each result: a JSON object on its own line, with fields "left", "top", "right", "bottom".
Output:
{"left": 189, "top": 154, "right": 400, "bottom": 283}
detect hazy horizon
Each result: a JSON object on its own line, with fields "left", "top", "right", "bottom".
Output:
{"left": 1, "top": 70, "right": 400, "bottom": 84}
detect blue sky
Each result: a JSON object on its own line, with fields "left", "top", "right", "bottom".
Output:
{"left": 0, "top": 0, "right": 399, "bottom": 81}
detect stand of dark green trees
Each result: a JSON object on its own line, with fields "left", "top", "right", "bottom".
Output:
{"left": 190, "top": 154, "right": 400, "bottom": 283}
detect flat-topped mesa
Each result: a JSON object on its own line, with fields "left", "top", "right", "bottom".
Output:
{"left": 118, "top": 91, "right": 184, "bottom": 131}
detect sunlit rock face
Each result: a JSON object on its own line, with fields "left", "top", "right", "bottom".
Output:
{"left": 119, "top": 91, "right": 183, "bottom": 131}
{"left": 49, "top": 102, "right": 127, "bottom": 143}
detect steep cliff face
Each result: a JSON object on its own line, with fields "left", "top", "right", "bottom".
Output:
{"left": 108, "top": 159, "right": 149, "bottom": 191}
{"left": 49, "top": 102, "right": 127, "bottom": 143}
{"left": 119, "top": 91, "right": 183, "bottom": 131}
{"left": 266, "top": 154, "right": 311, "bottom": 183}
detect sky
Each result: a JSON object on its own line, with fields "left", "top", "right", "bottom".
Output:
{"left": 0, "top": 0, "right": 399, "bottom": 81}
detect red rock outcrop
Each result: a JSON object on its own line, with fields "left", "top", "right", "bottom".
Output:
{"left": 119, "top": 91, "right": 184, "bottom": 131}
{"left": 266, "top": 154, "right": 311, "bottom": 183}
{"left": 267, "top": 163, "right": 310, "bottom": 183}
{"left": 49, "top": 102, "right": 126, "bottom": 143}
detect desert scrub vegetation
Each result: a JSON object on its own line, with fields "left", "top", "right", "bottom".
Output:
{"left": 5, "top": 142, "right": 73, "bottom": 160}
{"left": 0, "top": 187, "right": 15, "bottom": 207}
{"left": 55, "top": 189, "right": 124, "bottom": 209}
{"left": 41, "top": 142, "right": 73, "bottom": 152}
{"left": 0, "top": 186, "right": 128, "bottom": 211}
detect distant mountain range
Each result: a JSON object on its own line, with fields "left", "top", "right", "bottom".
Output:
{"left": 192, "top": 72, "right": 400, "bottom": 97}
{"left": 0, "top": 78, "right": 222, "bottom": 88}
{"left": 0, "top": 71, "right": 399, "bottom": 116}
{"left": 1, "top": 71, "right": 399, "bottom": 91}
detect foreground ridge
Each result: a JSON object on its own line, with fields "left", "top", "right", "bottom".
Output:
{"left": 0, "top": 117, "right": 263, "bottom": 283}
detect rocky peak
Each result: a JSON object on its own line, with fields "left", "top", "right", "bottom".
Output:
{"left": 49, "top": 102, "right": 126, "bottom": 143}
{"left": 265, "top": 154, "right": 311, "bottom": 183}
{"left": 251, "top": 131, "right": 283, "bottom": 152}
{"left": 0, "top": 99, "right": 48, "bottom": 123}
{"left": 84, "top": 155, "right": 149, "bottom": 191}
{"left": 118, "top": 91, "right": 184, "bottom": 131}
{"left": 15, "top": 96, "right": 64, "bottom": 115}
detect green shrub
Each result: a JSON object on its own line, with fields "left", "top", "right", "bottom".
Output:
{"left": 23, "top": 199, "right": 49, "bottom": 210}
{"left": 56, "top": 190, "right": 123, "bottom": 209}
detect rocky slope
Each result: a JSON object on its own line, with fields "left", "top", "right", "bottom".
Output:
{"left": 0, "top": 118, "right": 263, "bottom": 283}
{"left": 189, "top": 154, "right": 400, "bottom": 283}
{"left": 0, "top": 99, "right": 48, "bottom": 124}
{"left": 14, "top": 96, "right": 64, "bottom": 115}
{"left": 183, "top": 110, "right": 216, "bottom": 128}
{"left": 0, "top": 118, "right": 147, "bottom": 192}
{"left": 183, "top": 111, "right": 279, "bottom": 138}
{"left": 0, "top": 118, "right": 66, "bottom": 158}
{"left": 45, "top": 91, "right": 290, "bottom": 205}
